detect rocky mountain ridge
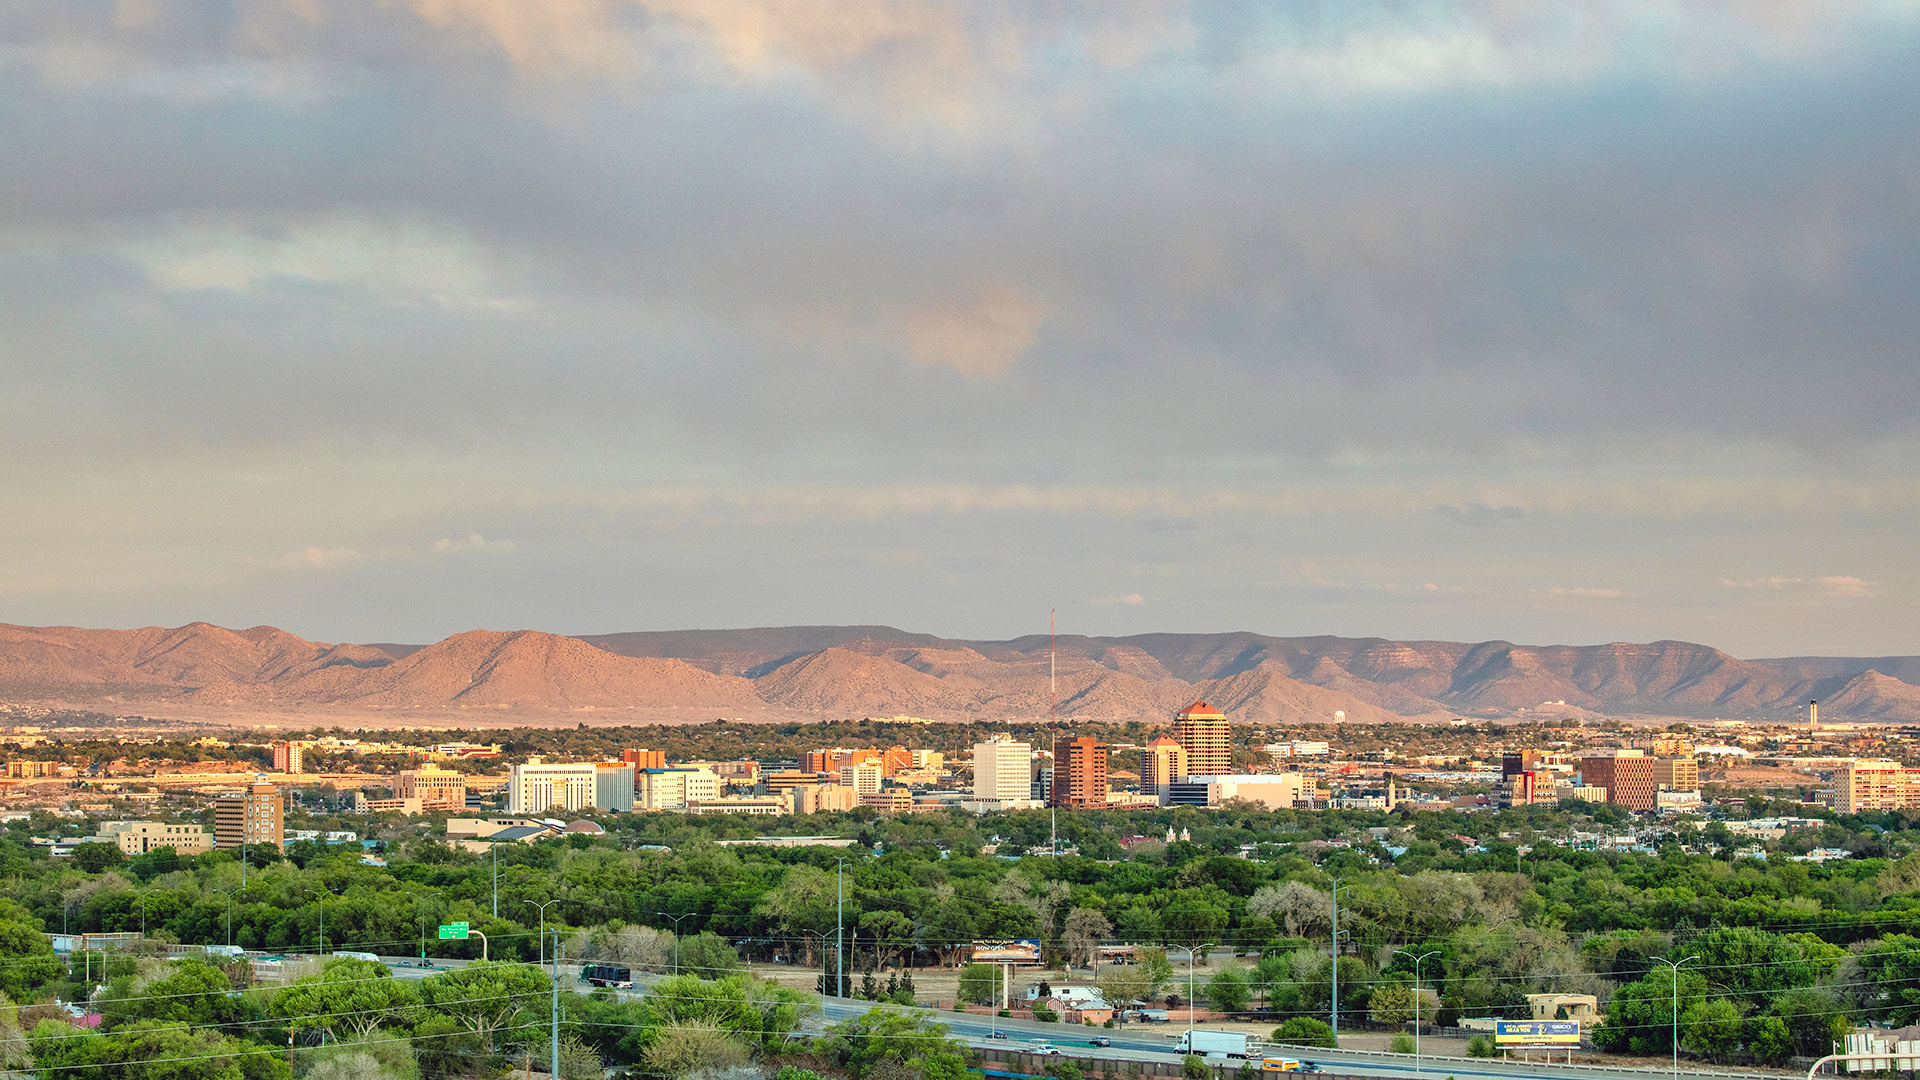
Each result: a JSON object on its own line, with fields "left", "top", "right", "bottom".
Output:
{"left": 3, "top": 621, "right": 1917, "bottom": 722}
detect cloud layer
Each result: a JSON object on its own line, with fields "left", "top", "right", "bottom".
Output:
{"left": 2, "top": 2, "right": 1917, "bottom": 655}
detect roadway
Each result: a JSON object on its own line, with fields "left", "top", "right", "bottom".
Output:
{"left": 348, "top": 956, "right": 1785, "bottom": 1080}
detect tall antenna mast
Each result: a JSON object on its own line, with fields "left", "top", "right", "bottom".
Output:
{"left": 1050, "top": 609, "right": 1057, "bottom": 856}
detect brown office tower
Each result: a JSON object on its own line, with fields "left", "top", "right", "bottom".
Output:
{"left": 1172, "top": 701, "right": 1231, "bottom": 776}
{"left": 214, "top": 782, "right": 284, "bottom": 849}
{"left": 1051, "top": 736, "right": 1110, "bottom": 808}
{"left": 623, "top": 749, "right": 666, "bottom": 770}
{"left": 1580, "top": 752, "right": 1656, "bottom": 811}
{"left": 1502, "top": 751, "right": 1537, "bottom": 779}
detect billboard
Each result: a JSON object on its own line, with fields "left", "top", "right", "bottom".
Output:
{"left": 970, "top": 938, "right": 1042, "bottom": 964}
{"left": 1495, "top": 1021, "right": 1579, "bottom": 1046}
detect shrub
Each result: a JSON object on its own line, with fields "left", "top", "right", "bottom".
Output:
{"left": 1271, "top": 1017, "right": 1337, "bottom": 1049}
{"left": 1467, "top": 1035, "right": 1495, "bottom": 1058}
{"left": 1390, "top": 1032, "right": 1416, "bottom": 1055}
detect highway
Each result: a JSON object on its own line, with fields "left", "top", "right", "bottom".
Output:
{"left": 343, "top": 956, "right": 1788, "bottom": 1080}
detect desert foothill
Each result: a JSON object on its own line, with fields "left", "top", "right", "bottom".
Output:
{"left": 6, "top": 4, "right": 1919, "bottom": 1080}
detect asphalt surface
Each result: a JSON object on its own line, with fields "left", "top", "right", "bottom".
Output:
{"left": 345, "top": 958, "right": 1788, "bottom": 1080}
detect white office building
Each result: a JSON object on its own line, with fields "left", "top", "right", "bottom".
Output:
{"left": 838, "top": 763, "right": 883, "bottom": 795}
{"left": 635, "top": 766, "right": 722, "bottom": 811}
{"left": 507, "top": 759, "right": 635, "bottom": 814}
{"left": 1162, "top": 773, "right": 1305, "bottom": 810}
{"left": 971, "top": 735, "right": 1032, "bottom": 804}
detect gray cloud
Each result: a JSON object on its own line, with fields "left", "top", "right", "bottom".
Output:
{"left": 2, "top": 2, "right": 1917, "bottom": 653}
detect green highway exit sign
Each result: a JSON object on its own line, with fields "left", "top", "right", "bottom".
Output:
{"left": 437, "top": 922, "right": 470, "bottom": 940}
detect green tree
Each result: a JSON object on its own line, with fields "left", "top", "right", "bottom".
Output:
{"left": 0, "top": 917, "right": 62, "bottom": 998}
{"left": 1591, "top": 972, "right": 1707, "bottom": 1056}
{"left": 1182, "top": 1053, "right": 1211, "bottom": 1079}
{"left": 675, "top": 931, "right": 743, "bottom": 978}
{"left": 29, "top": 1019, "right": 291, "bottom": 1080}
{"left": 1206, "top": 968, "right": 1249, "bottom": 1014}
{"left": 271, "top": 957, "right": 422, "bottom": 1041}
{"left": 1272, "top": 1017, "right": 1337, "bottom": 1048}
{"left": 418, "top": 961, "right": 552, "bottom": 1049}
{"left": 1681, "top": 998, "right": 1744, "bottom": 1064}
{"left": 957, "top": 963, "right": 1000, "bottom": 1007}
{"left": 1746, "top": 1016, "right": 1794, "bottom": 1066}
{"left": 814, "top": 1008, "right": 968, "bottom": 1080}
{"left": 1368, "top": 983, "right": 1415, "bottom": 1026}
{"left": 101, "top": 958, "right": 259, "bottom": 1032}
{"left": 71, "top": 843, "right": 124, "bottom": 874}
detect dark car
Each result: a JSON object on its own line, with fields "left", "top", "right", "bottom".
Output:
{"left": 1299, "top": 1062, "right": 1322, "bottom": 1073}
{"left": 1089, "top": 1036, "right": 1112, "bottom": 1047}
{"left": 989, "top": 1032, "right": 1008, "bottom": 1040}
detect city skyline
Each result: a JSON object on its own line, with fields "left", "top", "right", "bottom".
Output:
{"left": 4, "top": 5, "right": 1917, "bottom": 656}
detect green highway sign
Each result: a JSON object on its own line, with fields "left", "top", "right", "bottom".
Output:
{"left": 437, "top": 923, "right": 470, "bottom": 940}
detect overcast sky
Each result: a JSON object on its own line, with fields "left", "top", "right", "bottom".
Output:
{"left": 3, "top": 2, "right": 1918, "bottom": 657}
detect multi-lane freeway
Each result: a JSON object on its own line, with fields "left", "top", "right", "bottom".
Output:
{"left": 341, "top": 954, "right": 1782, "bottom": 1080}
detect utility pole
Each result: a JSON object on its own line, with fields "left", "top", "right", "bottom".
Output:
{"left": 1654, "top": 955, "right": 1700, "bottom": 1079}
{"left": 492, "top": 843, "right": 499, "bottom": 919}
{"left": 550, "top": 928, "right": 560, "bottom": 1080}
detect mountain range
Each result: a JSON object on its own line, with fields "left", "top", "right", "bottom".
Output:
{"left": 2, "top": 621, "right": 1917, "bottom": 724}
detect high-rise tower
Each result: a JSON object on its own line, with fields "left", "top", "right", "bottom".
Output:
{"left": 1172, "top": 701, "right": 1231, "bottom": 776}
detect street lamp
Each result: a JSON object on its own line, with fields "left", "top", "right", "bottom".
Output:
{"left": 656, "top": 911, "right": 694, "bottom": 976}
{"left": 524, "top": 899, "right": 560, "bottom": 966}
{"left": 1652, "top": 955, "right": 1701, "bottom": 1079}
{"left": 801, "top": 931, "right": 829, "bottom": 1019}
{"left": 1395, "top": 949, "right": 1440, "bottom": 1073}
{"left": 1186, "top": 941, "right": 1216, "bottom": 1043}
{"left": 295, "top": 885, "right": 326, "bottom": 956}
{"left": 215, "top": 887, "right": 238, "bottom": 949}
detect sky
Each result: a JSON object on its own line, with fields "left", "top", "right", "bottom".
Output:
{"left": 2, "top": 2, "right": 1918, "bottom": 657}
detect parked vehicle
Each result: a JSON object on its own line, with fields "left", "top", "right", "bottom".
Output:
{"left": 1175, "top": 1029, "right": 1264, "bottom": 1059}
{"left": 580, "top": 963, "right": 634, "bottom": 989}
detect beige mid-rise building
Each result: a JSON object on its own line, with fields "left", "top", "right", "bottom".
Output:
{"left": 95, "top": 821, "right": 214, "bottom": 855}
{"left": 271, "top": 741, "right": 305, "bottom": 774}
{"left": 1837, "top": 759, "right": 1920, "bottom": 814}
{"left": 791, "top": 783, "right": 860, "bottom": 814}
{"left": 214, "top": 783, "right": 283, "bottom": 850}
{"left": 397, "top": 766, "right": 467, "bottom": 810}
{"left": 1143, "top": 735, "right": 1188, "bottom": 796}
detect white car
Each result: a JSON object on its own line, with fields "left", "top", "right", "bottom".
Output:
{"left": 1034, "top": 1045, "right": 1062, "bottom": 1056}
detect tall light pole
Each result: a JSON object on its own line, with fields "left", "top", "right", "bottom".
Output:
{"left": 1396, "top": 949, "right": 1440, "bottom": 1073}
{"left": 216, "top": 887, "right": 238, "bottom": 949}
{"left": 491, "top": 842, "right": 499, "bottom": 919}
{"left": 834, "top": 857, "right": 849, "bottom": 999}
{"left": 525, "top": 899, "right": 560, "bottom": 966}
{"left": 1330, "top": 880, "right": 1349, "bottom": 1043}
{"left": 802, "top": 931, "right": 828, "bottom": 1018}
{"left": 1186, "top": 941, "right": 1216, "bottom": 1042}
{"left": 1653, "top": 955, "right": 1700, "bottom": 1079}
{"left": 655, "top": 911, "right": 694, "bottom": 975}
